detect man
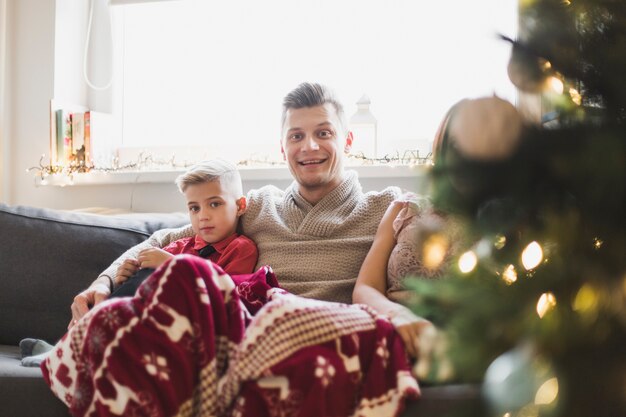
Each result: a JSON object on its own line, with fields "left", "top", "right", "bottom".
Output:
{"left": 70, "top": 82, "right": 400, "bottom": 322}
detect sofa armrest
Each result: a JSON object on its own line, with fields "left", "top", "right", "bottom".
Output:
{"left": 0, "top": 204, "right": 188, "bottom": 345}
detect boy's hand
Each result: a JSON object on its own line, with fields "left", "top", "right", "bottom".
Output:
{"left": 137, "top": 248, "right": 174, "bottom": 270}
{"left": 115, "top": 258, "right": 140, "bottom": 285}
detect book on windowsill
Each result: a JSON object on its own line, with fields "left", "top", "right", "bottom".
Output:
{"left": 49, "top": 100, "right": 94, "bottom": 168}
{"left": 71, "top": 112, "right": 85, "bottom": 163}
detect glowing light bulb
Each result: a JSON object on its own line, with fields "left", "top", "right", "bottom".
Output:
{"left": 522, "top": 241, "right": 543, "bottom": 270}
{"left": 535, "top": 377, "right": 559, "bottom": 405}
{"left": 569, "top": 88, "right": 582, "bottom": 105}
{"left": 458, "top": 251, "right": 478, "bottom": 273}
{"left": 536, "top": 292, "right": 557, "bottom": 318}
{"left": 502, "top": 264, "right": 518, "bottom": 285}
{"left": 593, "top": 237, "right": 603, "bottom": 250}
{"left": 547, "top": 76, "right": 564, "bottom": 94}
{"left": 423, "top": 234, "right": 449, "bottom": 270}
{"left": 572, "top": 284, "right": 599, "bottom": 314}
{"left": 494, "top": 234, "right": 506, "bottom": 250}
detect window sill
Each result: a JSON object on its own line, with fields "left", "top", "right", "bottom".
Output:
{"left": 35, "top": 164, "right": 431, "bottom": 187}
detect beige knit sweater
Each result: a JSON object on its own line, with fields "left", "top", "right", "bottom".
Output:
{"left": 99, "top": 171, "right": 400, "bottom": 304}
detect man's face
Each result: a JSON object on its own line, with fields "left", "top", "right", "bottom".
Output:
{"left": 184, "top": 180, "right": 243, "bottom": 244}
{"left": 282, "top": 104, "right": 346, "bottom": 197}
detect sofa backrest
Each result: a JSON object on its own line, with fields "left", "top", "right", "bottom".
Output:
{"left": 0, "top": 204, "right": 189, "bottom": 345}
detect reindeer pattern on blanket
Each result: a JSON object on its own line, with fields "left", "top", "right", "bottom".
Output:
{"left": 42, "top": 255, "right": 419, "bottom": 417}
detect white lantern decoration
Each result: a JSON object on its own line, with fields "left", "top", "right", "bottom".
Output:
{"left": 349, "top": 94, "right": 378, "bottom": 158}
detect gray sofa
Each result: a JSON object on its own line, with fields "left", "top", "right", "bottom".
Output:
{"left": 0, "top": 203, "right": 189, "bottom": 417}
{"left": 0, "top": 203, "right": 482, "bottom": 417}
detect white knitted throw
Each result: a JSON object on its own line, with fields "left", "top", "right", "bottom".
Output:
{"left": 100, "top": 171, "right": 400, "bottom": 304}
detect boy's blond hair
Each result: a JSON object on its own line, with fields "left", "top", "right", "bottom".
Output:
{"left": 175, "top": 159, "right": 243, "bottom": 197}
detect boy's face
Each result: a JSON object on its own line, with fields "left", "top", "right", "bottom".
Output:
{"left": 282, "top": 104, "right": 346, "bottom": 196}
{"left": 184, "top": 180, "right": 245, "bottom": 244}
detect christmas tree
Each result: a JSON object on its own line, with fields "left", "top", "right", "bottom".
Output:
{"left": 408, "top": 1, "right": 625, "bottom": 416}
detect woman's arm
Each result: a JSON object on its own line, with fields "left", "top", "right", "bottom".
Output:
{"left": 353, "top": 201, "right": 434, "bottom": 358}
{"left": 353, "top": 200, "right": 403, "bottom": 309}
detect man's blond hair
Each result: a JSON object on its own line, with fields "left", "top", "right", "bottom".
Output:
{"left": 175, "top": 159, "right": 243, "bottom": 197}
{"left": 281, "top": 82, "right": 347, "bottom": 139}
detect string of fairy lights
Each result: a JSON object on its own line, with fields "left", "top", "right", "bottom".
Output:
{"left": 419, "top": 230, "right": 608, "bottom": 322}
{"left": 28, "top": 63, "right": 576, "bottom": 185}
{"left": 27, "top": 149, "right": 433, "bottom": 184}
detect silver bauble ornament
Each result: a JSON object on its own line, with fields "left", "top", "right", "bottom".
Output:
{"left": 483, "top": 343, "right": 559, "bottom": 415}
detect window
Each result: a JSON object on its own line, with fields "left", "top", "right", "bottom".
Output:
{"left": 111, "top": 0, "right": 518, "bottom": 164}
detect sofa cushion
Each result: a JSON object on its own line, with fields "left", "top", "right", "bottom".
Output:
{"left": 0, "top": 345, "right": 69, "bottom": 417}
{"left": 0, "top": 204, "right": 188, "bottom": 346}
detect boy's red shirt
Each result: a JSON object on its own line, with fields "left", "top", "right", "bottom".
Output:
{"left": 162, "top": 233, "right": 258, "bottom": 275}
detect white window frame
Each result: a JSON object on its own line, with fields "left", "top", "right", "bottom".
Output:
{"left": 40, "top": 0, "right": 521, "bottom": 187}
{"left": 105, "top": 0, "right": 518, "bottom": 168}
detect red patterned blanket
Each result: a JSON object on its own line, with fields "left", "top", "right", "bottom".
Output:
{"left": 42, "top": 255, "right": 419, "bottom": 417}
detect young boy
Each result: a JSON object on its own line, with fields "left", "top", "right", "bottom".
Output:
{"left": 21, "top": 159, "right": 257, "bottom": 365}
{"left": 110, "top": 158, "right": 258, "bottom": 296}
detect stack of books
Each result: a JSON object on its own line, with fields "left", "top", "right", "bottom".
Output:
{"left": 49, "top": 100, "right": 112, "bottom": 169}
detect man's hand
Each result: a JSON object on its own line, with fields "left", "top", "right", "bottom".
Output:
{"left": 137, "top": 248, "right": 173, "bottom": 270}
{"left": 68, "top": 283, "right": 110, "bottom": 329}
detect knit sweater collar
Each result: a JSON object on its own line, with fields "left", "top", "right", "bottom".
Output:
{"left": 283, "top": 170, "right": 363, "bottom": 235}
{"left": 287, "top": 170, "right": 361, "bottom": 212}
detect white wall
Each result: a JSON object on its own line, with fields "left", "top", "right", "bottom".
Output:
{"left": 1, "top": 0, "right": 422, "bottom": 213}
{"left": 0, "top": 0, "right": 7, "bottom": 203}
{"left": 4, "top": 0, "right": 56, "bottom": 207}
